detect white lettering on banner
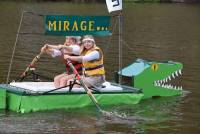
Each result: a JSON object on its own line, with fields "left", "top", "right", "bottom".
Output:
{"left": 106, "top": 0, "right": 122, "bottom": 13}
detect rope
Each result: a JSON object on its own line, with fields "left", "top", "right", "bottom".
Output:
{"left": 104, "top": 16, "right": 118, "bottom": 54}
{"left": 6, "top": 11, "right": 25, "bottom": 84}
{"left": 6, "top": 11, "right": 45, "bottom": 83}
{"left": 118, "top": 12, "right": 123, "bottom": 85}
{"left": 23, "top": 11, "right": 44, "bottom": 17}
{"left": 122, "top": 39, "right": 138, "bottom": 56}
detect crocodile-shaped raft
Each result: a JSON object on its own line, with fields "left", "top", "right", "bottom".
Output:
{"left": 0, "top": 59, "right": 183, "bottom": 113}
{"left": 118, "top": 59, "right": 183, "bottom": 99}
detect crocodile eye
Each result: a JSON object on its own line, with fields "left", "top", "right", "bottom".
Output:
{"left": 151, "top": 63, "right": 158, "bottom": 71}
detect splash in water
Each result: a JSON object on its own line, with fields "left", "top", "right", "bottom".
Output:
{"left": 101, "top": 110, "right": 128, "bottom": 119}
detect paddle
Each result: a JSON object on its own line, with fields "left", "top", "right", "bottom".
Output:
{"left": 66, "top": 59, "right": 103, "bottom": 112}
{"left": 42, "top": 85, "right": 69, "bottom": 95}
{"left": 18, "top": 52, "right": 43, "bottom": 81}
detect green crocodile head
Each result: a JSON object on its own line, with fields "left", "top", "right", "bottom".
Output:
{"left": 120, "top": 59, "right": 183, "bottom": 99}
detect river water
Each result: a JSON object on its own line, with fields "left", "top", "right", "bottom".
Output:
{"left": 0, "top": 1, "right": 200, "bottom": 134}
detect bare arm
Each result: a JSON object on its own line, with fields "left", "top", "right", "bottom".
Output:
{"left": 64, "top": 55, "right": 83, "bottom": 62}
{"left": 46, "top": 44, "right": 62, "bottom": 50}
{"left": 64, "top": 51, "right": 99, "bottom": 62}
{"left": 60, "top": 45, "right": 73, "bottom": 53}
{"left": 46, "top": 44, "right": 74, "bottom": 53}
{"left": 41, "top": 44, "right": 61, "bottom": 56}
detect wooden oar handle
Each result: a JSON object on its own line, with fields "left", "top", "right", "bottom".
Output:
{"left": 66, "top": 60, "right": 81, "bottom": 79}
{"left": 66, "top": 59, "right": 99, "bottom": 105}
{"left": 20, "top": 52, "right": 42, "bottom": 77}
{"left": 30, "top": 54, "right": 41, "bottom": 67}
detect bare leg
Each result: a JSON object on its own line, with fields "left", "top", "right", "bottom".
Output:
{"left": 68, "top": 79, "right": 81, "bottom": 88}
{"left": 54, "top": 73, "right": 68, "bottom": 88}
{"left": 59, "top": 74, "right": 76, "bottom": 87}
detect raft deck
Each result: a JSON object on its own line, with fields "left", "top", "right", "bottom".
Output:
{"left": 0, "top": 82, "right": 143, "bottom": 113}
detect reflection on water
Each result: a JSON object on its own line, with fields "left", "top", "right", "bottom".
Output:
{"left": 0, "top": 1, "right": 200, "bottom": 134}
{"left": 0, "top": 96, "right": 185, "bottom": 134}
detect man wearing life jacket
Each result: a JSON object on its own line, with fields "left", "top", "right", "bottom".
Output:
{"left": 64, "top": 35, "right": 105, "bottom": 88}
{"left": 41, "top": 36, "right": 82, "bottom": 88}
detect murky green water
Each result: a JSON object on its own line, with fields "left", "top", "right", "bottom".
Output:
{"left": 0, "top": 1, "right": 200, "bottom": 134}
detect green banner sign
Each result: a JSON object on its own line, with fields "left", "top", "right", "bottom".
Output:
{"left": 45, "top": 15, "right": 111, "bottom": 36}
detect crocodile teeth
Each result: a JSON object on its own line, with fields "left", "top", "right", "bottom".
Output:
{"left": 175, "top": 71, "right": 179, "bottom": 76}
{"left": 172, "top": 73, "right": 175, "bottom": 79}
{"left": 168, "top": 76, "right": 171, "bottom": 81}
{"left": 178, "top": 86, "right": 182, "bottom": 90}
{"left": 179, "top": 70, "right": 182, "bottom": 75}
{"left": 153, "top": 69, "right": 183, "bottom": 91}
{"left": 154, "top": 82, "right": 157, "bottom": 86}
